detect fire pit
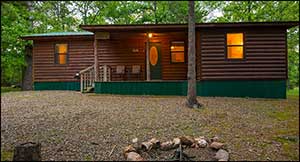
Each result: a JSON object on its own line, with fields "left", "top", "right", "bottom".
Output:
{"left": 123, "top": 136, "right": 230, "bottom": 161}
{"left": 170, "top": 144, "right": 195, "bottom": 161}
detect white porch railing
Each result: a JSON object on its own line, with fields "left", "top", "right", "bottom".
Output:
{"left": 79, "top": 65, "right": 111, "bottom": 93}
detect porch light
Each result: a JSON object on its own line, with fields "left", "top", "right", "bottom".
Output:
{"left": 171, "top": 46, "right": 174, "bottom": 49}
{"left": 148, "top": 33, "right": 153, "bottom": 38}
{"left": 74, "top": 72, "right": 80, "bottom": 79}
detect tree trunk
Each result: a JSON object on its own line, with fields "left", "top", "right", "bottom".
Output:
{"left": 13, "top": 142, "right": 41, "bottom": 161}
{"left": 22, "top": 45, "right": 33, "bottom": 90}
{"left": 186, "top": 1, "right": 201, "bottom": 108}
{"left": 247, "top": 1, "right": 251, "bottom": 21}
{"left": 154, "top": 1, "right": 157, "bottom": 24}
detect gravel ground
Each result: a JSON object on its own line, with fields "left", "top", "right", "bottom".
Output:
{"left": 1, "top": 91, "right": 299, "bottom": 161}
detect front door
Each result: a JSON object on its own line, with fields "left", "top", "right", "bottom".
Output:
{"left": 149, "top": 43, "right": 162, "bottom": 80}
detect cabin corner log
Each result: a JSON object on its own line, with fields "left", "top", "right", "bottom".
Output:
{"left": 13, "top": 142, "right": 41, "bottom": 161}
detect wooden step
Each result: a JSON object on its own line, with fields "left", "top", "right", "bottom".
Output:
{"left": 85, "top": 86, "right": 94, "bottom": 93}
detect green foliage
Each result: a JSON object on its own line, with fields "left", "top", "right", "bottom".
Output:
{"left": 287, "top": 87, "right": 299, "bottom": 97}
{"left": 1, "top": 2, "right": 31, "bottom": 85}
{"left": 1, "top": 87, "right": 21, "bottom": 93}
{"left": 1, "top": 149, "right": 13, "bottom": 161}
{"left": 1, "top": 1, "right": 299, "bottom": 87}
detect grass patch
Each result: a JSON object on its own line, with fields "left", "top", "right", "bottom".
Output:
{"left": 1, "top": 149, "right": 14, "bottom": 161}
{"left": 1, "top": 87, "right": 21, "bottom": 93}
{"left": 84, "top": 154, "right": 93, "bottom": 161}
{"left": 274, "top": 136, "right": 299, "bottom": 160}
{"left": 275, "top": 135, "right": 299, "bottom": 143}
{"left": 267, "top": 110, "right": 292, "bottom": 121}
{"left": 287, "top": 87, "right": 299, "bottom": 97}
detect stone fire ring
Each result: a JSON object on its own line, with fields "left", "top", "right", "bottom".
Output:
{"left": 123, "top": 136, "right": 230, "bottom": 161}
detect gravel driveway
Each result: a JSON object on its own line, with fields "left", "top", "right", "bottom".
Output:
{"left": 1, "top": 91, "right": 299, "bottom": 161}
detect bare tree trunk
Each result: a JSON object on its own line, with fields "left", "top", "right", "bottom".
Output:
{"left": 186, "top": 1, "right": 201, "bottom": 108}
{"left": 22, "top": 46, "right": 33, "bottom": 90}
{"left": 247, "top": 1, "right": 251, "bottom": 21}
{"left": 154, "top": 1, "right": 157, "bottom": 24}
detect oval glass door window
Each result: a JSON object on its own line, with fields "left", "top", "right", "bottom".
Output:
{"left": 150, "top": 46, "right": 158, "bottom": 66}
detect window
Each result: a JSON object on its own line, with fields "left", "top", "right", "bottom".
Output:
{"left": 55, "top": 43, "right": 68, "bottom": 64}
{"left": 226, "top": 33, "right": 244, "bottom": 59}
{"left": 170, "top": 41, "right": 185, "bottom": 63}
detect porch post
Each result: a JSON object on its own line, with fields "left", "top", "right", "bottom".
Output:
{"left": 146, "top": 33, "right": 150, "bottom": 81}
{"left": 94, "top": 36, "right": 99, "bottom": 81}
{"left": 103, "top": 65, "right": 107, "bottom": 82}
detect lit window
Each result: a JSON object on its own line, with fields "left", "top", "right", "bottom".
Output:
{"left": 170, "top": 41, "right": 185, "bottom": 63}
{"left": 55, "top": 44, "right": 68, "bottom": 64}
{"left": 226, "top": 33, "right": 244, "bottom": 59}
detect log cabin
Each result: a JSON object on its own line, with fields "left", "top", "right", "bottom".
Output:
{"left": 21, "top": 21, "right": 299, "bottom": 98}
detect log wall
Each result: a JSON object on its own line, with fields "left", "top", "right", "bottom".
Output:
{"left": 97, "top": 31, "right": 188, "bottom": 81}
{"left": 197, "top": 27, "right": 287, "bottom": 80}
{"left": 33, "top": 36, "right": 94, "bottom": 82}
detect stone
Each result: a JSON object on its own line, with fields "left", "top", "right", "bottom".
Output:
{"left": 173, "top": 138, "right": 181, "bottom": 147}
{"left": 141, "top": 141, "right": 153, "bottom": 151}
{"left": 149, "top": 138, "right": 160, "bottom": 149}
{"left": 191, "top": 143, "right": 199, "bottom": 148}
{"left": 198, "top": 139, "right": 208, "bottom": 148}
{"left": 210, "top": 142, "right": 224, "bottom": 150}
{"left": 123, "top": 145, "right": 136, "bottom": 157}
{"left": 211, "top": 136, "right": 219, "bottom": 142}
{"left": 132, "top": 138, "right": 138, "bottom": 143}
{"left": 160, "top": 141, "right": 174, "bottom": 151}
{"left": 179, "top": 136, "right": 195, "bottom": 146}
{"left": 126, "top": 152, "right": 144, "bottom": 161}
{"left": 214, "top": 149, "right": 229, "bottom": 161}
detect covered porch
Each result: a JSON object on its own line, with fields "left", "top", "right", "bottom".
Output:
{"left": 79, "top": 24, "right": 189, "bottom": 92}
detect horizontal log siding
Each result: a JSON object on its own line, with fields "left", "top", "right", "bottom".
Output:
{"left": 197, "top": 27, "right": 287, "bottom": 80}
{"left": 33, "top": 38, "right": 94, "bottom": 82}
{"left": 97, "top": 32, "right": 188, "bottom": 81}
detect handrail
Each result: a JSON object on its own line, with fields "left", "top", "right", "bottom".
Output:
{"left": 80, "top": 65, "right": 95, "bottom": 92}
{"left": 79, "top": 64, "right": 111, "bottom": 93}
{"left": 79, "top": 65, "right": 94, "bottom": 74}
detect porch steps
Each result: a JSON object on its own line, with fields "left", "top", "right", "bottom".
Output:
{"left": 85, "top": 86, "right": 94, "bottom": 93}
{"left": 79, "top": 64, "right": 111, "bottom": 93}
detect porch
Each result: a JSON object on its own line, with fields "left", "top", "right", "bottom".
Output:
{"left": 79, "top": 30, "right": 188, "bottom": 93}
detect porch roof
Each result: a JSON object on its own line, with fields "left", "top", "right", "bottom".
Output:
{"left": 80, "top": 21, "right": 299, "bottom": 32}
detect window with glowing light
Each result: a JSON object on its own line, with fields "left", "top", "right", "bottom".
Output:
{"left": 55, "top": 43, "right": 68, "bottom": 64}
{"left": 170, "top": 41, "right": 185, "bottom": 63}
{"left": 226, "top": 33, "right": 244, "bottom": 59}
